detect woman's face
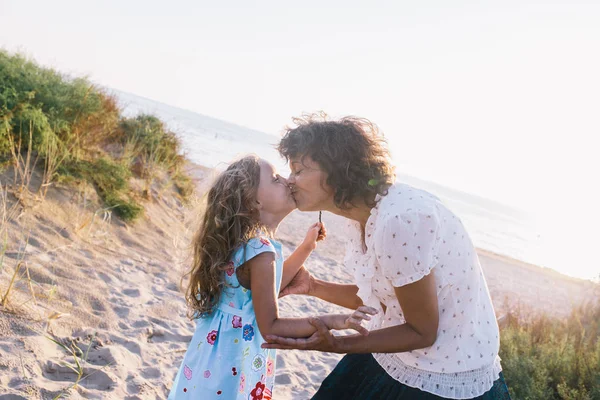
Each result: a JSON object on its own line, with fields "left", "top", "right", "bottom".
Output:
{"left": 287, "top": 155, "right": 335, "bottom": 212}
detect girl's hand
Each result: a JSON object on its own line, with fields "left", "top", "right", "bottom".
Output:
{"left": 322, "top": 306, "right": 378, "bottom": 336}
{"left": 302, "top": 222, "right": 327, "bottom": 250}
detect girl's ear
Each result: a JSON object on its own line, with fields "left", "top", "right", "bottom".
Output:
{"left": 254, "top": 199, "right": 263, "bottom": 211}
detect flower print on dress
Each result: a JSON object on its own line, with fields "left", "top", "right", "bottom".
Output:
{"left": 225, "top": 261, "right": 235, "bottom": 276}
{"left": 239, "top": 373, "right": 246, "bottom": 392}
{"left": 251, "top": 354, "right": 266, "bottom": 372}
{"left": 169, "top": 236, "right": 285, "bottom": 400}
{"left": 259, "top": 237, "right": 271, "bottom": 247}
{"left": 263, "top": 387, "right": 273, "bottom": 400}
{"left": 183, "top": 365, "right": 192, "bottom": 380}
{"left": 243, "top": 324, "right": 255, "bottom": 341}
{"left": 206, "top": 330, "right": 218, "bottom": 345}
{"left": 250, "top": 380, "right": 266, "bottom": 400}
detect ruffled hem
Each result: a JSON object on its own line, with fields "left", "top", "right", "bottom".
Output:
{"left": 373, "top": 354, "right": 503, "bottom": 399}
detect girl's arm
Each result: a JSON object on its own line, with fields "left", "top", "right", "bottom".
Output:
{"left": 280, "top": 222, "right": 325, "bottom": 291}
{"left": 249, "top": 252, "right": 375, "bottom": 338}
{"left": 280, "top": 241, "right": 315, "bottom": 294}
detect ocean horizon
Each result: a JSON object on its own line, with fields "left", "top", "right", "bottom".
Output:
{"left": 111, "top": 88, "right": 597, "bottom": 282}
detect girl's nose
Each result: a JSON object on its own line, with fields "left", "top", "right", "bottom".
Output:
{"left": 287, "top": 173, "right": 296, "bottom": 184}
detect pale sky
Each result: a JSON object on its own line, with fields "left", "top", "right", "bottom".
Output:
{"left": 1, "top": 0, "right": 599, "bottom": 219}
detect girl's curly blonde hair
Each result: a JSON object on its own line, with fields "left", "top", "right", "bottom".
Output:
{"left": 185, "top": 155, "right": 267, "bottom": 318}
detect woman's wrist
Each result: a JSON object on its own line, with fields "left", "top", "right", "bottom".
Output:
{"left": 308, "top": 275, "right": 323, "bottom": 297}
{"left": 336, "top": 333, "right": 364, "bottom": 354}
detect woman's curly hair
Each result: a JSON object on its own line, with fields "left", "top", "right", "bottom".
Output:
{"left": 277, "top": 113, "right": 395, "bottom": 209}
{"left": 185, "top": 155, "right": 267, "bottom": 318}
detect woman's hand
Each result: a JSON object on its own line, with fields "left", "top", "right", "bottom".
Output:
{"left": 279, "top": 265, "right": 314, "bottom": 298}
{"left": 302, "top": 222, "right": 327, "bottom": 250}
{"left": 321, "top": 306, "right": 379, "bottom": 336}
{"left": 261, "top": 317, "right": 343, "bottom": 353}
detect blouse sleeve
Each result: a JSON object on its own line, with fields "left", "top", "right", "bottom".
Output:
{"left": 374, "top": 210, "right": 442, "bottom": 287}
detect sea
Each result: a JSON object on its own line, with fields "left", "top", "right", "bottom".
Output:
{"left": 112, "top": 89, "right": 598, "bottom": 282}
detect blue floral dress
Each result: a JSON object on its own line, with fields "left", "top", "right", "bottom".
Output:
{"left": 169, "top": 237, "right": 282, "bottom": 400}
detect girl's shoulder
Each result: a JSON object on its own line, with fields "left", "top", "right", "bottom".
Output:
{"left": 231, "top": 236, "right": 281, "bottom": 268}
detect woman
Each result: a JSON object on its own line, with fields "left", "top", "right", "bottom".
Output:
{"left": 262, "top": 115, "right": 511, "bottom": 399}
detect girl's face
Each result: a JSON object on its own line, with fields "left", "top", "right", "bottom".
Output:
{"left": 256, "top": 159, "right": 296, "bottom": 218}
{"left": 287, "top": 155, "right": 335, "bottom": 212}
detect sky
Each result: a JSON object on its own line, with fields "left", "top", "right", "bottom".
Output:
{"left": 1, "top": 0, "right": 599, "bottom": 230}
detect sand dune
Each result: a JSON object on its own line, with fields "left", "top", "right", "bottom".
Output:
{"left": 0, "top": 165, "right": 597, "bottom": 399}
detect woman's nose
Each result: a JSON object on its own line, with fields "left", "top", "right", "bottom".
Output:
{"left": 287, "top": 173, "right": 296, "bottom": 184}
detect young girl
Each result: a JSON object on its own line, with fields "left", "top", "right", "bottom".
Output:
{"left": 169, "top": 155, "right": 376, "bottom": 400}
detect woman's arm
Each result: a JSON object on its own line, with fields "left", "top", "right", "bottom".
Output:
{"left": 262, "top": 272, "right": 439, "bottom": 353}
{"left": 250, "top": 252, "right": 375, "bottom": 338}
{"left": 311, "top": 277, "right": 364, "bottom": 310}
{"left": 340, "top": 271, "right": 439, "bottom": 353}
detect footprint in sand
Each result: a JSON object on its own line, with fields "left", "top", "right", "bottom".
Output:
{"left": 123, "top": 288, "right": 141, "bottom": 298}
{"left": 141, "top": 367, "right": 162, "bottom": 379}
{"left": 44, "top": 360, "right": 117, "bottom": 390}
{"left": 275, "top": 374, "right": 292, "bottom": 385}
{"left": 165, "top": 282, "right": 179, "bottom": 292}
{"left": 27, "top": 236, "right": 45, "bottom": 250}
{"left": 0, "top": 394, "right": 29, "bottom": 399}
{"left": 97, "top": 271, "right": 113, "bottom": 284}
{"left": 113, "top": 306, "right": 130, "bottom": 318}
{"left": 90, "top": 297, "right": 107, "bottom": 313}
{"left": 132, "top": 320, "right": 151, "bottom": 328}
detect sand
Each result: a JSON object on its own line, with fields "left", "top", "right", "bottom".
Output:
{"left": 0, "top": 164, "right": 597, "bottom": 399}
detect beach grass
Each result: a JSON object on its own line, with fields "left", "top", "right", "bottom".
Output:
{"left": 0, "top": 49, "right": 193, "bottom": 222}
{"left": 499, "top": 300, "right": 600, "bottom": 399}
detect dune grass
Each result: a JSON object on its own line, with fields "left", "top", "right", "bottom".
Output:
{"left": 499, "top": 300, "right": 600, "bottom": 399}
{"left": 0, "top": 49, "right": 193, "bottom": 222}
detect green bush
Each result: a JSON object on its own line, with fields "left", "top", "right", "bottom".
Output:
{"left": 500, "top": 301, "right": 600, "bottom": 399}
{"left": 119, "top": 114, "right": 183, "bottom": 172}
{"left": 58, "top": 157, "right": 143, "bottom": 222}
{"left": 0, "top": 50, "right": 119, "bottom": 156}
{"left": 0, "top": 50, "right": 193, "bottom": 220}
{"left": 103, "top": 191, "right": 143, "bottom": 222}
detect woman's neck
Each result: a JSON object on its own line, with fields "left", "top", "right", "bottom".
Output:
{"left": 329, "top": 194, "right": 377, "bottom": 228}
